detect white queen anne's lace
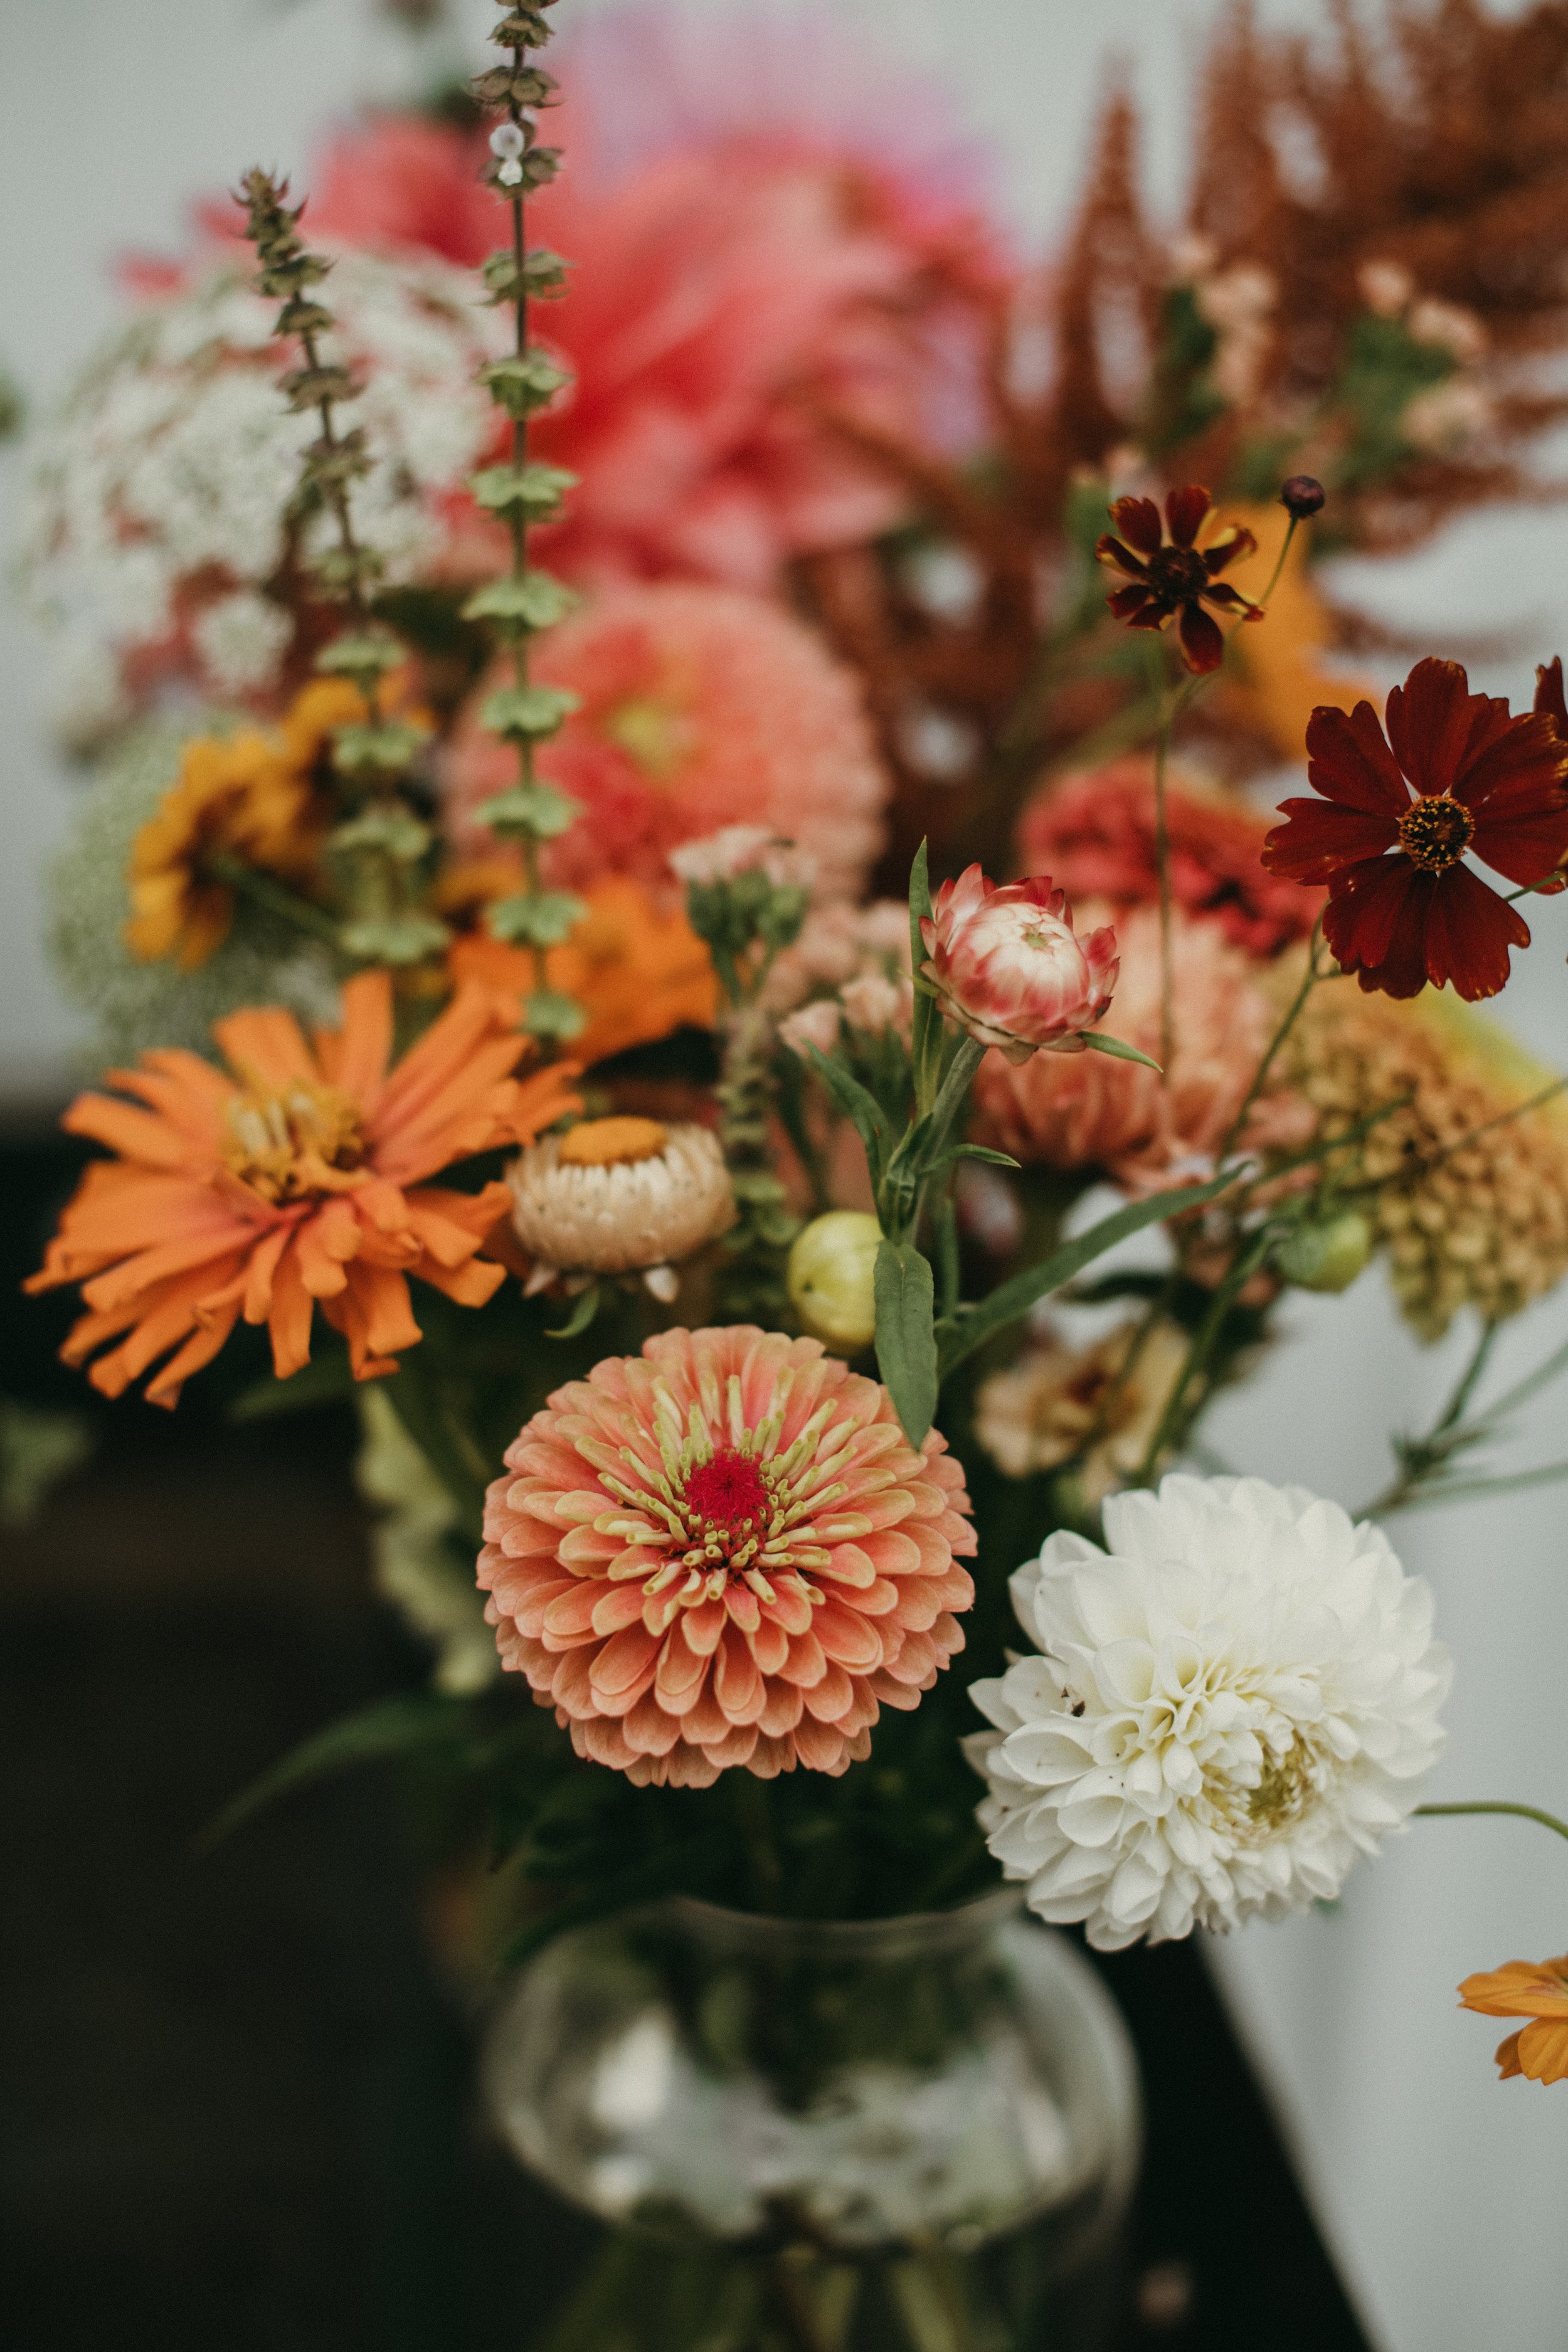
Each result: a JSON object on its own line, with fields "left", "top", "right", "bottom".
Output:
{"left": 967, "top": 1475, "right": 1451, "bottom": 1949}
{"left": 19, "top": 250, "right": 507, "bottom": 729}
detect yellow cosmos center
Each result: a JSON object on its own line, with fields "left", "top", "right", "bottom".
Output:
{"left": 223, "top": 1080, "right": 364, "bottom": 1204}
{"left": 558, "top": 1116, "right": 670, "bottom": 1168}
{"left": 1399, "top": 792, "right": 1474, "bottom": 873}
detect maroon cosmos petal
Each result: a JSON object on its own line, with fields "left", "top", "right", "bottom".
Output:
{"left": 1096, "top": 485, "right": 1263, "bottom": 678}
{"left": 1265, "top": 656, "right": 1568, "bottom": 1001}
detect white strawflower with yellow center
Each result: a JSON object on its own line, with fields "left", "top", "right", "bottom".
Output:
{"left": 967, "top": 1476, "right": 1450, "bottom": 1951}
{"left": 509, "top": 1117, "right": 736, "bottom": 1300}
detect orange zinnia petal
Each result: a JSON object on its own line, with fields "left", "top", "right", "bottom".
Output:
{"left": 314, "top": 968, "right": 395, "bottom": 1108}
{"left": 213, "top": 1004, "right": 315, "bottom": 1093}
{"left": 145, "top": 1301, "right": 243, "bottom": 1409}
{"left": 267, "top": 1240, "right": 315, "bottom": 1379}
{"left": 1515, "top": 2018, "right": 1568, "bottom": 2084}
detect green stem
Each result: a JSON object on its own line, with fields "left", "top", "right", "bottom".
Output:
{"left": 1152, "top": 712, "right": 1175, "bottom": 1080}
{"left": 1416, "top": 1801, "right": 1568, "bottom": 1848}
{"left": 208, "top": 854, "right": 343, "bottom": 948}
{"left": 1253, "top": 511, "right": 1300, "bottom": 610}
{"left": 1355, "top": 1319, "right": 1498, "bottom": 1518}
{"left": 1216, "top": 915, "right": 1323, "bottom": 1164}
{"left": 1131, "top": 1226, "right": 1274, "bottom": 1485}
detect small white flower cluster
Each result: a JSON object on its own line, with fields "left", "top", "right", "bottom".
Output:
{"left": 19, "top": 248, "right": 509, "bottom": 739}
{"left": 1355, "top": 258, "right": 1493, "bottom": 453}
{"left": 968, "top": 1475, "right": 1451, "bottom": 1950}
{"left": 768, "top": 897, "right": 913, "bottom": 1056}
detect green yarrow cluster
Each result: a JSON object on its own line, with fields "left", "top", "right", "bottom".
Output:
{"left": 236, "top": 171, "right": 446, "bottom": 969}
{"left": 464, "top": 0, "right": 587, "bottom": 1045}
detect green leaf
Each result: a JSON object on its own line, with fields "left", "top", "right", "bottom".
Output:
{"left": 480, "top": 684, "right": 581, "bottom": 742}
{"left": 329, "top": 719, "right": 429, "bottom": 778}
{"left": 478, "top": 782, "right": 583, "bottom": 841}
{"left": 801, "top": 1042, "right": 891, "bottom": 1193}
{"left": 908, "top": 839, "right": 943, "bottom": 1117}
{"left": 1078, "top": 1031, "right": 1163, "bottom": 1072}
{"left": 874, "top": 1239, "right": 939, "bottom": 1449}
{"left": 473, "top": 356, "right": 573, "bottom": 421}
{"left": 526, "top": 987, "right": 588, "bottom": 1042}
{"left": 197, "top": 1695, "right": 473, "bottom": 1851}
{"left": 314, "top": 630, "right": 403, "bottom": 679}
{"left": 339, "top": 911, "right": 451, "bottom": 966}
{"left": 546, "top": 1282, "right": 601, "bottom": 1341}
{"left": 487, "top": 889, "right": 585, "bottom": 947}
{"left": 462, "top": 571, "right": 579, "bottom": 633}
{"left": 469, "top": 457, "right": 578, "bottom": 512}
{"left": 935, "top": 1167, "right": 1239, "bottom": 1380}
{"left": 946, "top": 1143, "right": 1021, "bottom": 1168}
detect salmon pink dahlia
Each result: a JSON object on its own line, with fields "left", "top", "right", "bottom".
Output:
{"left": 479, "top": 1326, "right": 977, "bottom": 1788}
{"left": 443, "top": 583, "right": 886, "bottom": 902}
{"left": 919, "top": 867, "right": 1118, "bottom": 1063}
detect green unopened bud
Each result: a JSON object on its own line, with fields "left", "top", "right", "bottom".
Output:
{"left": 1276, "top": 1211, "right": 1373, "bottom": 1295}
{"left": 788, "top": 1211, "right": 882, "bottom": 1353}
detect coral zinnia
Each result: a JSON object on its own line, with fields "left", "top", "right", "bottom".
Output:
{"left": 478, "top": 1325, "right": 977, "bottom": 1788}
{"left": 1015, "top": 757, "right": 1318, "bottom": 959}
{"left": 1264, "top": 657, "right": 1568, "bottom": 1000}
{"left": 1096, "top": 485, "right": 1262, "bottom": 675}
{"left": 1459, "top": 1954, "right": 1568, "bottom": 2084}
{"left": 443, "top": 584, "right": 887, "bottom": 902}
{"left": 26, "top": 973, "right": 580, "bottom": 1406}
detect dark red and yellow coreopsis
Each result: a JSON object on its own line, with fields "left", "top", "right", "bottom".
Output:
{"left": 1264, "top": 657, "right": 1568, "bottom": 1000}
{"left": 1096, "top": 485, "right": 1263, "bottom": 674}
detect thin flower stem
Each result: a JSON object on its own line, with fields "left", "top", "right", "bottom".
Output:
{"left": 1131, "top": 1226, "right": 1274, "bottom": 1486}
{"left": 1416, "top": 1801, "right": 1568, "bottom": 1848}
{"left": 1253, "top": 511, "right": 1300, "bottom": 610}
{"left": 1355, "top": 1319, "right": 1498, "bottom": 1518}
{"left": 504, "top": 95, "right": 548, "bottom": 1002}
{"left": 208, "top": 854, "right": 343, "bottom": 948}
{"left": 1216, "top": 915, "right": 1325, "bottom": 1164}
{"left": 1152, "top": 712, "right": 1175, "bottom": 1078}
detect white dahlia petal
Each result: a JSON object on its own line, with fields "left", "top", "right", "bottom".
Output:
{"left": 968, "top": 1472, "right": 1449, "bottom": 1949}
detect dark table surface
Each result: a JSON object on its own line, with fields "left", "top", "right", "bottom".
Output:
{"left": 2, "top": 1130, "right": 1373, "bottom": 2352}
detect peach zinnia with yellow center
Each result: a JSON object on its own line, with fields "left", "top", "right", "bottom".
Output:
{"left": 27, "top": 970, "right": 579, "bottom": 1406}
{"left": 479, "top": 1325, "right": 977, "bottom": 1788}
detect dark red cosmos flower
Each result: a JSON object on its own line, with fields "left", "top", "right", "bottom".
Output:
{"left": 1096, "top": 485, "right": 1264, "bottom": 674}
{"left": 1264, "top": 656, "right": 1568, "bottom": 1000}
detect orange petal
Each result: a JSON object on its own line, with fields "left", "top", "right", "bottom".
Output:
{"left": 315, "top": 969, "right": 394, "bottom": 1106}
{"left": 346, "top": 1264, "right": 422, "bottom": 1362}
{"left": 144, "top": 1300, "right": 243, "bottom": 1408}
{"left": 213, "top": 1003, "right": 315, "bottom": 1093}
{"left": 267, "top": 1239, "right": 315, "bottom": 1379}
{"left": 1515, "top": 2018, "right": 1568, "bottom": 2084}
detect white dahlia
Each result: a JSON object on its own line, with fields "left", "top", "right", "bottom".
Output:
{"left": 967, "top": 1476, "right": 1450, "bottom": 1950}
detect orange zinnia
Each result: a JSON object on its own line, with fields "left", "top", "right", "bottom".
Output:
{"left": 1458, "top": 1952, "right": 1568, "bottom": 2082}
{"left": 26, "top": 971, "right": 579, "bottom": 1407}
{"left": 450, "top": 876, "right": 718, "bottom": 1068}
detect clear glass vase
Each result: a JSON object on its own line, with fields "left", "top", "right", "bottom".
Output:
{"left": 484, "top": 1890, "right": 1142, "bottom": 2352}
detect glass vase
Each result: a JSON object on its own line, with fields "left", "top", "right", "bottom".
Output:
{"left": 484, "top": 1889, "right": 1142, "bottom": 2352}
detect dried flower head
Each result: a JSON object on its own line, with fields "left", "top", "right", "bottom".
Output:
{"left": 507, "top": 1116, "right": 736, "bottom": 1283}
{"left": 479, "top": 1324, "right": 977, "bottom": 1786}
{"left": 973, "top": 1320, "right": 1190, "bottom": 1503}
{"left": 1096, "top": 486, "right": 1262, "bottom": 674}
{"left": 920, "top": 866, "right": 1118, "bottom": 1064}
{"left": 969, "top": 1476, "right": 1450, "bottom": 1949}
{"left": 1459, "top": 1954, "right": 1568, "bottom": 2085}
{"left": 26, "top": 972, "right": 578, "bottom": 1404}
{"left": 1290, "top": 980, "right": 1568, "bottom": 1341}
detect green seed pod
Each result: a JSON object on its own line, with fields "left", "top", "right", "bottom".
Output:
{"left": 1276, "top": 1210, "right": 1374, "bottom": 1295}
{"left": 788, "top": 1211, "right": 883, "bottom": 1353}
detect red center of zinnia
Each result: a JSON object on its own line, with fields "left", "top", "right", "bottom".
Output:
{"left": 682, "top": 1447, "right": 771, "bottom": 1544}
{"left": 1398, "top": 793, "right": 1474, "bottom": 873}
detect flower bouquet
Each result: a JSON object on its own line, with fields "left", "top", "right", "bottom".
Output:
{"left": 22, "top": 1, "right": 1568, "bottom": 2344}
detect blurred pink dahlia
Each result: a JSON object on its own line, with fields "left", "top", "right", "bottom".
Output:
{"left": 973, "top": 904, "right": 1304, "bottom": 1187}
{"left": 478, "top": 1325, "right": 977, "bottom": 1788}
{"left": 443, "top": 583, "right": 887, "bottom": 901}
{"left": 296, "top": 6, "right": 1007, "bottom": 589}
{"left": 1016, "top": 757, "right": 1320, "bottom": 959}
{"left": 921, "top": 867, "right": 1118, "bottom": 1063}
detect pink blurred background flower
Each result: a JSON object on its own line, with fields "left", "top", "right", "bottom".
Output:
{"left": 921, "top": 867, "right": 1118, "bottom": 1062}
{"left": 478, "top": 1323, "right": 977, "bottom": 1788}
{"left": 442, "top": 581, "right": 887, "bottom": 899}
{"left": 300, "top": 1, "right": 1010, "bottom": 588}
{"left": 1016, "top": 756, "right": 1321, "bottom": 958}
{"left": 973, "top": 903, "right": 1306, "bottom": 1187}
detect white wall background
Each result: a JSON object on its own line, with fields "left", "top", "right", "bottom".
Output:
{"left": 4, "top": 3, "right": 1565, "bottom": 2345}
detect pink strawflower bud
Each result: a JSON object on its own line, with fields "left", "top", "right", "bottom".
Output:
{"left": 919, "top": 866, "right": 1118, "bottom": 1064}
